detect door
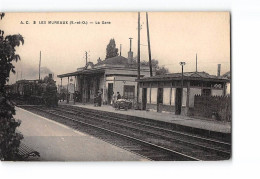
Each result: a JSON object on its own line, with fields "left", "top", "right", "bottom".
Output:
{"left": 86, "top": 80, "right": 90, "bottom": 102}
{"left": 142, "top": 88, "right": 147, "bottom": 110}
{"left": 175, "top": 88, "right": 182, "bottom": 115}
{"left": 107, "top": 83, "right": 113, "bottom": 105}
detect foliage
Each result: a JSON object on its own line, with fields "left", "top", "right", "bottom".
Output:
{"left": 0, "top": 13, "right": 24, "bottom": 160}
{"left": 132, "top": 57, "right": 169, "bottom": 76}
{"left": 105, "top": 38, "right": 118, "bottom": 59}
{"left": 155, "top": 66, "right": 169, "bottom": 76}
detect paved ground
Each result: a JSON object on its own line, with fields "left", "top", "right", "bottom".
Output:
{"left": 14, "top": 107, "right": 148, "bottom": 161}
{"left": 60, "top": 101, "right": 231, "bottom": 133}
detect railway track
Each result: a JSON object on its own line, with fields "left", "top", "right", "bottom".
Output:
{"left": 19, "top": 105, "right": 231, "bottom": 161}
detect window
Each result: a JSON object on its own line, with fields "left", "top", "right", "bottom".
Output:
{"left": 202, "top": 89, "right": 211, "bottom": 96}
{"left": 151, "top": 88, "right": 158, "bottom": 104}
{"left": 171, "top": 88, "right": 176, "bottom": 106}
{"left": 147, "top": 87, "right": 151, "bottom": 103}
{"left": 182, "top": 88, "right": 187, "bottom": 106}
{"left": 123, "top": 85, "right": 135, "bottom": 99}
{"left": 212, "top": 89, "right": 223, "bottom": 96}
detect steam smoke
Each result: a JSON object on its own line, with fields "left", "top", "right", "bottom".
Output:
{"left": 9, "top": 63, "right": 54, "bottom": 84}
{"left": 40, "top": 67, "right": 53, "bottom": 74}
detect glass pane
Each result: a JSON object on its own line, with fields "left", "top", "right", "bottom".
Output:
{"left": 171, "top": 88, "right": 175, "bottom": 106}
{"left": 147, "top": 87, "right": 151, "bottom": 103}
{"left": 151, "top": 88, "right": 157, "bottom": 104}
{"left": 163, "top": 88, "right": 171, "bottom": 105}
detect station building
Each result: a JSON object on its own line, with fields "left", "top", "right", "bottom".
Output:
{"left": 137, "top": 72, "right": 229, "bottom": 115}
{"left": 57, "top": 55, "right": 152, "bottom": 105}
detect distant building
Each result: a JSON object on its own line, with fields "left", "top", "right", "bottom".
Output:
{"left": 57, "top": 55, "right": 153, "bottom": 104}
{"left": 222, "top": 71, "right": 231, "bottom": 95}
{"left": 137, "top": 71, "right": 230, "bottom": 115}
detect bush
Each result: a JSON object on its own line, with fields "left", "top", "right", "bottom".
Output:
{"left": 0, "top": 93, "right": 24, "bottom": 160}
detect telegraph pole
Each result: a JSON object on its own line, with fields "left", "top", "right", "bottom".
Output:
{"left": 39, "top": 51, "right": 41, "bottom": 80}
{"left": 146, "top": 12, "right": 153, "bottom": 77}
{"left": 85, "top": 51, "right": 88, "bottom": 66}
{"left": 196, "top": 53, "right": 198, "bottom": 72}
{"left": 136, "top": 12, "right": 141, "bottom": 109}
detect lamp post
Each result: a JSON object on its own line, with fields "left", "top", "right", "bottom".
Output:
{"left": 179, "top": 62, "right": 186, "bottom": 114}
{"left": 179, "top": 62, "right": 186, "bottom": 88}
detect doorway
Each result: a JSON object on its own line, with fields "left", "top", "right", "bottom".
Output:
{"left": 86, "top": 80, "right": 90, "bottom": 102}
{"left": 142, "top": 88, "right": 147, "bottom": 110}
{"left": 107, "top": 83, "right": 113, "bottom": 105}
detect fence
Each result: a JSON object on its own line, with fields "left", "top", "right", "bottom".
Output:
{"left": 191, "top": 95, "right": 231, "bottom": 122}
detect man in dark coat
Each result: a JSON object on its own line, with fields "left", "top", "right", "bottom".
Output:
{"left": 97, "top": 90, "right": 102, "bottom": 106}
{"left": 117, "top": 92, "right": 121, "bottom": 100}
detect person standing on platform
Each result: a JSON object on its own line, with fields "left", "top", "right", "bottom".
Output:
{"left": 62, "top": 92, "right": 65, "bottom": 101}
{"left": 117, "top": 92, "right": 121, "bottom": 100}
{"left": 97, "top": 90, "right": 102, "bottom": 107}
{"left": 111, "top": 91, "right": 117, "bottom": 107}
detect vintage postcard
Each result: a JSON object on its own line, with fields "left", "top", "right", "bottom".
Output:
{"left": 0, "top": 12, "right": 231, "bottom": 161}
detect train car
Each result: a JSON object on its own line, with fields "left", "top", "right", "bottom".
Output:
{"left": 8, "top": 74, "right": 58, "bottom": 106}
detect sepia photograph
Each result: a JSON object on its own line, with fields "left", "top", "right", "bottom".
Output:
{"left": 0, "top": 12, "right": 231, "bottom": 161}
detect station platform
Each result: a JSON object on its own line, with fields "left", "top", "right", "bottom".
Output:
{"left": 14, "top": 107, "right": 148, "bottom": 161}
{"left": 59, "top": 101, "right": 231, "bottom": 134}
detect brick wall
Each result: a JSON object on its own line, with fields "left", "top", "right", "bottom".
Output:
{"left": 191, "top": 95, "right": 231, "bottom": 122}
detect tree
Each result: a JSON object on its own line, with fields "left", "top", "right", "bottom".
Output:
{"left": 0, "top": 13, "right": 24, "bottom": 160}
{"left": 132, "top": 57, "right": 169, "bottom": 76}
{"left": 155, "top": 66, "right": 169, "bottom": 76}
{"left": 105, "top": 38, "right": 118, "bottom": 59}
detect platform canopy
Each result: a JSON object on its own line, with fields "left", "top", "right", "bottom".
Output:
{"left": 57, "top": 68, "right": 105, "bottom": 78}
{"left": 137, "top": 72, "right": 230, "bottom": 83}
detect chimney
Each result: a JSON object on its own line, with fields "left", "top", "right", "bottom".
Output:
{"left": 49, "top": 73, "right": 53, "bottom": 79}
{"left": 128, "top": 38, "right": 133, "bottom": 64}
{"left": 217, "top": 64, "right": 221, "bottom": 77}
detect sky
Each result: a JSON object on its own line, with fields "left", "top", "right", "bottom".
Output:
{"left": 1, "top": 12, "right": 230, "bottom": 85}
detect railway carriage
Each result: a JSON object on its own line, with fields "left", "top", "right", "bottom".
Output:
{"left": 8, "top": 74, "right": 58, "bottom": 106}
